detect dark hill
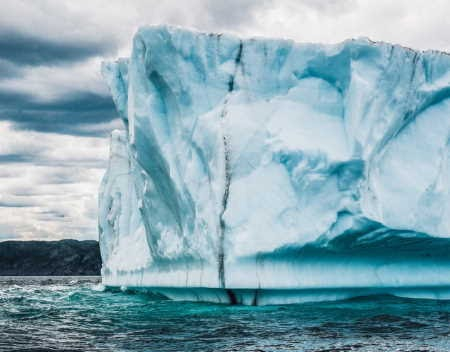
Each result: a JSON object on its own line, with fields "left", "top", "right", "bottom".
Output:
{"left": 0, "top": 239, "right": 101, "bottom": 276}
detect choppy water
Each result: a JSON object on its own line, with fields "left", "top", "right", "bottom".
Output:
{"left": 1, "top": 277, "right": 450, "bottom": 351}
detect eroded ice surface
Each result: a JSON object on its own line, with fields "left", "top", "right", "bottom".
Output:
{"left": 99, "top": 26, "right": 450, "bottom": 304}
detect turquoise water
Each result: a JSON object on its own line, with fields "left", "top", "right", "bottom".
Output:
{"left": 1, "top": 277, "right": 450, "bottom": 351}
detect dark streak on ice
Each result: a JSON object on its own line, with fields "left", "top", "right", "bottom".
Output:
{"left": 251, "top": 289, "right": 259, "bottom": 306}
{"left": 218, "top": 40, "right": 243, "bottom": 289}
{"left": 225, "top": 289, "right": 238, "bottom": 305}
{"left": 227, "top": 42, "right": 243, "bottom": 92}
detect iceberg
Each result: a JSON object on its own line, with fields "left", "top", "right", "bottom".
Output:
{"left": 99, "top": 25, "right": 450, "bottom": 305}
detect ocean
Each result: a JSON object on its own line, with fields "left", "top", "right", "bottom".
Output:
{"left": 0, "top": 276, "right": 449, "bottom": 351}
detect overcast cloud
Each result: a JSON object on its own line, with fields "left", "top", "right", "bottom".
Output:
{"left": 1, "top": 0, "right": 450, "bottom": 241}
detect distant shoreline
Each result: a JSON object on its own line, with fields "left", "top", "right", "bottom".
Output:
{"left": 0, "top": 239, "right": 101, "bottom": 276}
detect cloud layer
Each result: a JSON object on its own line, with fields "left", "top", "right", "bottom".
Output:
{"left": 1, "top": 0, "right": 450, "bottom": 240}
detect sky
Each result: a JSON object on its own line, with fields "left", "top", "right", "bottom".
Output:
{"left": 1, "top": 0, "right": 450, "bottom": 241}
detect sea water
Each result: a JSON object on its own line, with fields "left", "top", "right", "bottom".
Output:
{"left": 0, "top": 277, "right": 449, "bottom": 351}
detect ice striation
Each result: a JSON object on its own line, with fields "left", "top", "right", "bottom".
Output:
{"left": 99, "top": 26, "right": 450, "bottom": 305}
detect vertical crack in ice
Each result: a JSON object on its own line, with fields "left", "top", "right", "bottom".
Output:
{"left": 218, "top": 41, "right": 243, "bottom": 288}
{"left": 218, "top": 133, "right": 231, "bottom": 288}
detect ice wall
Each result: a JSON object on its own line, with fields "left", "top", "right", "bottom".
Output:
{"left": 99, "top": 26, "right": 450, "bottom": 304}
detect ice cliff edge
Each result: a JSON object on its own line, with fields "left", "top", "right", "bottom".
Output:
{"left": 99, "top": 25, "right": 450, "bottom": 304}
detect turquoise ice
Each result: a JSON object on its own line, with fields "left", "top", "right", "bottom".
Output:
{"left": 99, "top": 26, "right": 450, "bottom": 304}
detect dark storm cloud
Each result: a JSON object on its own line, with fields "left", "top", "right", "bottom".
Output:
{"left": 0, "top": 30, "right": 117, "bottom": 66}
{"left": 0, "top": 27, "right": 119, "bottom": 138}
{"left": 0, "top": 90, "right": 117, "bottom": 136}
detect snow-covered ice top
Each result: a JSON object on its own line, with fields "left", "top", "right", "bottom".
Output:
{"left": 99, "top": 25, "right": 450, "bottom": 299}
